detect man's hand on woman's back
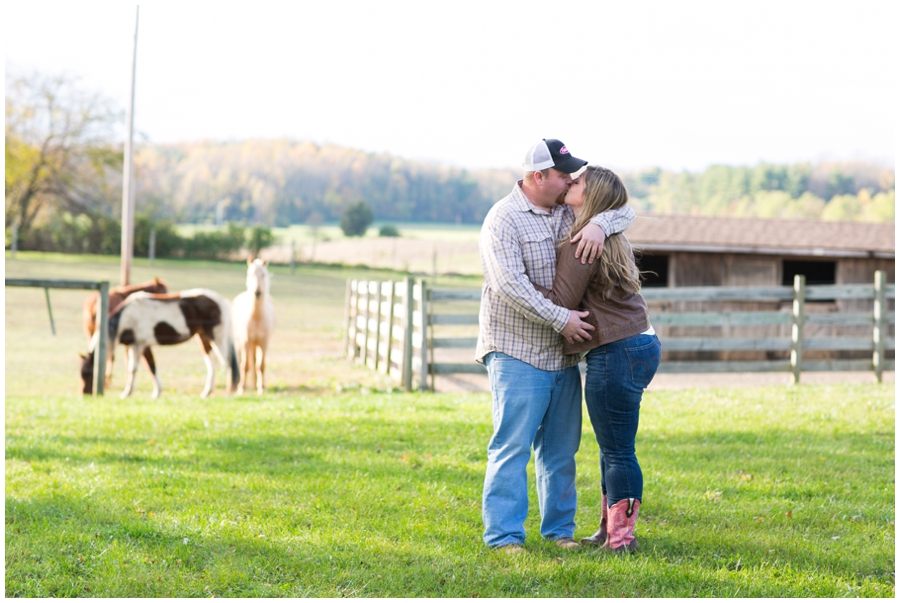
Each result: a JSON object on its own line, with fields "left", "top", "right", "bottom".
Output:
{"left": 561, "top": 309, "right": 594, "bottom": 344}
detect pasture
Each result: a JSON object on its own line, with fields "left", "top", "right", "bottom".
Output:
{"left": 177, "top": 221, "right": 483, "bottom": 245}
{"left": 180, "top": 222, "right": 485, "bottom": 275}
{"left": 5, "top": 252, "right": 896, "bottom": 597}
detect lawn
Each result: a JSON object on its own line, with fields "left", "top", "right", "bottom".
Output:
{"left": 5, "top": 253, "right": 895, "bottom": 597}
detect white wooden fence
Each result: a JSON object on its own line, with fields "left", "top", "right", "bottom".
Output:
{"left": 643, "top": 272, "right": 895, "bottom": 382}
{"left": 345, "top": 271, "right": 895, "bottom": 390}
{"left": 344, "top": 278, "right": 429, "bottom": 391}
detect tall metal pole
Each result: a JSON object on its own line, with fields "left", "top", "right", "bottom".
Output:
{"left": 120, "top": 6, "right": 139, "bottom": 286}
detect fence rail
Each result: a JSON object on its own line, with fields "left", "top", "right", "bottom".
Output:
{"left": 345, "top": 271, "right": 895, "bottom": 390}
{"left": 5, "top": 278, "right": 110, "bottom": 395}
{"left": 345, "top": 278, "right": 425, "bottom": 391}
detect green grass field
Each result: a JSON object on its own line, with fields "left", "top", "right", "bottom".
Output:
{"left": 5, "top": 253, "right": 895, "bottom": 597}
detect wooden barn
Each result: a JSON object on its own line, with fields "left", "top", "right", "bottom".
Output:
{"left": 627, "top": 215, "right": 895, "bottom": 363}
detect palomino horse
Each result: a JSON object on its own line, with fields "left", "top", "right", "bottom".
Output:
{"left": 231, "top": 258, "right": 276, "bottom": 394}
{"left": 80, "top": 277, "right": 168, "bottom": 393}
{"left": 80, "top": 288, "right": 239, "bottom": 398}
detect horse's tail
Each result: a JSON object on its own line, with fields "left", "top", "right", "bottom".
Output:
{"left": 218, "top": 295, "right": 239, "bottom": 394}
{"left": 229, "top": 340, "right": 239, "bottom": 393}
{"left": 107, "top": 304, "right": 123, "bottom": 344}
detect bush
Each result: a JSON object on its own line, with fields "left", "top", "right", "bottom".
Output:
{"left": 246, "top": 225, "right": 275, "bottom": 257}
{"left": 181, "top": 223, "right": 246, "bottom": 260}
{"left": 134, "top": 215, "right": 184, "bottom": 258}
{"left": 16, "top": 214, "right": 262, "bottom": 262}
{"left": 340, "top": 201, "right": 373, "bottom": 237}
{"left": 19, "top": 212, "right": 121, "bottom": 255}
{"left": 378, "top": 224, "right": 400, "bottom": 237}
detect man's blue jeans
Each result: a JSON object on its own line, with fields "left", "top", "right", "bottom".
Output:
{"left": 583, "top": 333, "right": 661, "bottom": 506}
{"left": 481, "top": 352, "right": 582, "bottom": 547}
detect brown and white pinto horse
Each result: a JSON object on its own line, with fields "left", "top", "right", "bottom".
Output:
{"left": 82, "top": 277, "right": 169, "bottom": 341}
{"left": 231, "top": 258, "right": 276, "bottom": 394}
{"left": 81, "top": 288, "right": 239, "bottom": 398}
{"left": 80, "top": 277, "right": 168, "bottom": 392}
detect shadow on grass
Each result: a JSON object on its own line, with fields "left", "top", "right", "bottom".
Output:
{"left": 8, "top": 421, "right": 888, "bottom": 482}
{"left": 264, "top": 383, "right": 405, "bottom": 396}
{"left": 6, "top": 411, "right": 487, "bottom": 470}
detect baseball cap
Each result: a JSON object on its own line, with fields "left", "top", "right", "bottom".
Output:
{"left": 522, "top": 138, "right": 588, "bottom": 174}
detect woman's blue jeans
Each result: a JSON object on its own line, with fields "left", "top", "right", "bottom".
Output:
{"left": 583, "top": 333, "right": 661, "bottom": 507}
{"left": 482, "top": 352, "right": 583, "bottom": 547}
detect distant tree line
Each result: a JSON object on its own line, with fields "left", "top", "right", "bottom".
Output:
{"left": 621, "top": 162, "right": 894, "bottom": 222}
{"left": 5, "top": 70, "right": 894, "bottom": 256}
{"left": 133, "top": 139, "right": 511, "bottom": 227}
{"left": 135, "top": 140, "right": 893, "bottom": 226}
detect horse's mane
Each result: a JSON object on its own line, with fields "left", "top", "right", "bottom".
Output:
{"left": 105, "top": 291, "right": 179, "bottom": 318}
{"left": 113, "top": 277, "right": 168, "bottom": 296}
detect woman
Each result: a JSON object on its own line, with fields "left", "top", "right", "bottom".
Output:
{"left": 532, "top": 165, "right": 661, "bottom": 553}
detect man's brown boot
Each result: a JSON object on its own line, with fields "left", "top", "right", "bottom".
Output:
{"left": 580, "top": 494, "right": 608, "bottom": 547}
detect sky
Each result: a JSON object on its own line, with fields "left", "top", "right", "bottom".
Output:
{"left": 4, "top": 0, "right": 897, "bottom": 173}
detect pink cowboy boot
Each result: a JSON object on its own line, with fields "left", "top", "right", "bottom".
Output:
{"left": 580, "top": 494, "right": 608, "bottom": 547}
{"left": 606, "top": 497, "right": 640, "bottom": 553}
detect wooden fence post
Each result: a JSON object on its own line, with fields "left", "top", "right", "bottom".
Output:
{"left": 431, "top": 247, "right": 437, "bottom": 283}
{"left": 94, "top": 281, "right": 109, "bottom": 396}
{"left": 344, "top": 279, "right": 354, "bottom": 358}
{"left": 290, "top": 240, "right": 296, "bottom": 275}
{"left": 791, "top": 274, "right": 806, "bottom": 384}
{"left": 402, "top": 277, "right": 414, "bottom": 391}
{"left": 149, "top": 229, "right": 156, "bottom": 265}
{"left": 362, "top": 281, "right": 372, "bottom": 366}
{"left": 372, "top": 281, "right": 383, "bottom": 371}
{"left": 873, "top": 270, "right": 886, "bottom": 383}
{"left": 351, "top": 279, "right": 361, "bottom": 361}
{"left": 428, "top": 285, "right": 435, "bottom": 392}
{"left": 418, "top": 279, "right": 431, "bottom": 392}
{"left": 383, "top": 281, "right": 396, "bottom": 375}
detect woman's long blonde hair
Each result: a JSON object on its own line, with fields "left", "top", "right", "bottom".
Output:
{"left": 566, "top": 166, "right": 641, "bottom": 299}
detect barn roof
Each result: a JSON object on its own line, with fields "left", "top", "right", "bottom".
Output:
{"left": 628, "top": 214, "right": 895, "bottom": 259}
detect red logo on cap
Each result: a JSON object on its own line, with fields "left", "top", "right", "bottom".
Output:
{"left": 560, "top": 146, "right": 570, "bottom": 155}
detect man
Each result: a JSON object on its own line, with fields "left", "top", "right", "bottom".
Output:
{"left": 476, "top": 138, "right": 635, "bottom": 552}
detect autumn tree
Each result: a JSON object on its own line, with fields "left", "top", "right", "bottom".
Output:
{"left": 5, "top": 70, "right": 121, "bottom": 240}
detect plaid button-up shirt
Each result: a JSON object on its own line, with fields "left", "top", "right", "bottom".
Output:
{"left": 476, "top": 181, "right": 635, "bottom": 371}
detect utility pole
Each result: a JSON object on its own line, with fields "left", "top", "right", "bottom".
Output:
{"left": 120, "top": 6, "right": 139, "bottom": 286}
